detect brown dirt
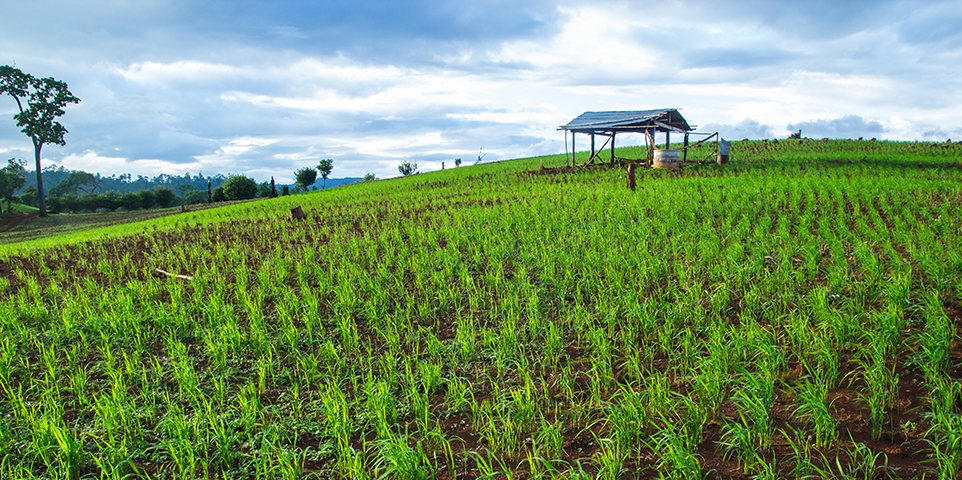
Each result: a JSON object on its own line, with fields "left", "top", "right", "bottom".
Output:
{"left": 0, "top": 213, "right": 36, "bottom": 233}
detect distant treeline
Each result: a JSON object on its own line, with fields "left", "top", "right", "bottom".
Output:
{"left": 21, "top": 165, "right": 363, "bottom": 195}
{"left": 21, "top": 165, "right": 229, "bottom": 195}
{"left": 14, "top": 165, "right": 364, "bottom": 213}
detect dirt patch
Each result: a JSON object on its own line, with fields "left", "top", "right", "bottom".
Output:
{"left": 0, "top": 214, "right": 37, "bottom": 233}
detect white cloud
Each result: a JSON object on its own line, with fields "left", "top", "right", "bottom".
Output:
{"left": 2, "top": 0, "right": 961, "bottom": 181}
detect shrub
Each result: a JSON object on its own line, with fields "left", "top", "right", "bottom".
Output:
{"left": 212, "top": 186, "right": 227, "bottom": 202}
{"left": 222, "top": 175, "right": 258, "bottom": 200}
{"left": 398, "top": 161, "right": 418, "bottom": 176}
{"left": 136, "top": 189, "right": 156, "bottom": 209}
{"left": 154, "top": 187, "right": 176, "bottom": 208}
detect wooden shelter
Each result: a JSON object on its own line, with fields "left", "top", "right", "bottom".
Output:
{"left": 559, "top": 109, "right": 696, "bottom": 167}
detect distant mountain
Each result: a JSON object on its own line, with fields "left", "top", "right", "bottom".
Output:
{"left": 319, "top": 177, "right": 364, "bottom": 189}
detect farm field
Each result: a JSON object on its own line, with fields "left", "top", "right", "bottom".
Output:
{"left": 1, "top": 139, "right": 962, "bottom": 479}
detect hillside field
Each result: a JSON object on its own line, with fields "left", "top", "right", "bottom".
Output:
{"left": 1, "top": 139, "right": 962, "bottom": 479}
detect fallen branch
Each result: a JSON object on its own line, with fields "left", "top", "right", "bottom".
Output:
{"left": 155, "top": 268, "right": 193, "bottom": 280}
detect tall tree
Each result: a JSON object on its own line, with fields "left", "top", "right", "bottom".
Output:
{"left": 317, "top": 159, "right": 334, "bottom": 189}
{"left": 0, "top": 66, "right": 80, "bottom": 216}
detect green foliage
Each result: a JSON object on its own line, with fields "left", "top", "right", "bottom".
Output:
{"left": 398, "top": 160, "right": 417, "bottom": 176}
{"left": 211, "top": 186, "right": 227, "bottom": 202}
{"left": 1, "top": 140, "right": 961, "bottom": 478}
{"left": 18, "top": 185, "right": 38, "bottom": 207}
{"left": 153, "top": 187, "right": 176, "bottom": 209}
{"left": 317, "top": 159, "right": 334, "bottom": 189}
{"left": 0, "top": 159, "right": 26, "bottom": 213}
{"left": 0, "top": 65, "right": 80, "bottom": 216}
{"left": 363, "top": 173, "right": 377, "bottom": 182}
{"left": 294, "top": 167, "right": 317, "bottom": 191}
{"left": 221, "top": 175, "right": 257, "bottom": 200}
{"left": 49, "top": 171, "right": 98, "bottom": 197}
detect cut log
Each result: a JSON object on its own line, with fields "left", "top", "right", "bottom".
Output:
{"left": 289, "top": 206, "right": 307, "bottom": 221}
{"left": 155, "top": 268, "right": 193, "bottom": 280}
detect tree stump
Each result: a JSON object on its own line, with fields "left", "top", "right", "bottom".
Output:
{"left": 626, "top": 163, "right": 637, "bottom": 191}
{"left": 289, "top": 206, "right": 307, "bottom": 221}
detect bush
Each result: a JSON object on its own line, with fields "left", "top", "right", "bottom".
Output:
{"left": 222, "top": 175, "right": 258, "bottom": 200}
{"left": 19, "top": 186, "right": 39, "bottom": 207}
{"left": 136, "top": 189, "right": 156, "bottom": 209}
{"left": 398, "top": 161, "right": 418, "bottom": 176}
{"left": 154, "top": 187, "right": 176, "bottom": 208}
{"left": 96, "top": 191, "right": 122, "bottom": 211}
{"left": 294, "top": 167, "right": 317, "bottom": 192}
{"left": 212, "top": 186, "right": 227, "bottom": 202}
{"left": 121, "top": 192, "right": 141, "bottom": 210}
{"left": 60, "top": 194, "right": 80, "bottom": 213}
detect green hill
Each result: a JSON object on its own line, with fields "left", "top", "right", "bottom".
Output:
{"left": 1, "top": 139, "right": 961, "bottom": 479}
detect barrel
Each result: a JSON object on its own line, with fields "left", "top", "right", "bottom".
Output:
{"left": 652, "top": 149, "right": 680, "bottom": 169}
{"left": 717, "top": 139, "right": 731, "bottom": 164}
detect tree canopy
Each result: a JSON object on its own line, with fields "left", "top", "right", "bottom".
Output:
{"left": 398, "top": 161, "right": 418, "bottom": 176}
{"left": 0, "top": 159, "right": 26, "bottom": 213}
{"left": 0, "top": 66, "right": 80, "bottom": 216}
{"left": 294, "top": 167, "right": 317, "bottom": 191}
{"left": 222, "top": 175, "right": 258, "bottom": 201}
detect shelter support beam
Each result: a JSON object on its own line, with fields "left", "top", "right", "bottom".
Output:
{"left": 590, "top": 133, "right": 595, "bottom": 165}
{"left": 611, "top": 132, "right": 616, "bottom": 164}
{"left": 683, "top": 133, "right": 689, "bottom": 162}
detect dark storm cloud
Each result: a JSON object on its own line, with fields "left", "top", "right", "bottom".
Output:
{"left": 787, "top": 115, "right": 885, "bottom": 139}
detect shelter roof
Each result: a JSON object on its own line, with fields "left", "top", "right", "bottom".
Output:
{"left": 560, "top": 108, "right": 693, "bottom": 133}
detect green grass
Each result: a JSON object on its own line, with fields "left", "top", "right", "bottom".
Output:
{"left": 0, "top": 199, "right": 251, "bottom": 249}
{"left": 0, "top": 139, "right": 961, "bottom": 479}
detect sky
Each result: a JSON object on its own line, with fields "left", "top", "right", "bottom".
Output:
{"left": 1, "top": 0, "right": 961, "bottom": 182}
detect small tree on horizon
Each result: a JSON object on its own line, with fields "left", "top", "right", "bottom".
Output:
{"left": 317, "top": 159, "right": 333, "bottom": 189}
{"left": 398, "top": 161, "right": 418, "bottom": 176}
{"left": 222, "top": 175, "right": 258, "bottom": 200}
{"left": 294, "top": 167, "right": 317, "bottom": 192}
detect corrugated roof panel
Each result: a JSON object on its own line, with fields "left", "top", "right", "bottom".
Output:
{"left": 560, "top": 108, "right": 692, "bottom": 132}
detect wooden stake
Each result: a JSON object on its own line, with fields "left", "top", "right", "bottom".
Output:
{"left": 155, "top": 268, "right": 193, "bottom": 280}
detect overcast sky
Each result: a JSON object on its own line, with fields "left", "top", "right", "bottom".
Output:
{"left": 1, "top": 0, "right": 960, "bottom": 182}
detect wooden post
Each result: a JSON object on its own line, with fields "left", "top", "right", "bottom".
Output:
{"left": 590, "top": 133, "right": 595, "bottom": 164}
{"left": 610, "top": 132, "right": 616, "bottom": 164}
{"left": 665, "top": 131, "right": 670, "bottom": 150}
{"left": 571, "top": 131, "right": 576, "bottom": 167}
{"left": 626, "top": 163, "right": 637, "bottom": 190}
{"left": 683, "top": 133, "right": 689, "bottom": 163}
{"left": 646, "top": 129, "right": 655, "bottom": 166}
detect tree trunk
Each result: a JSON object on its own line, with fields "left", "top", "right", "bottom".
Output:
{"left": 34, "top": 140, "right": 46, "bottom": 217}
